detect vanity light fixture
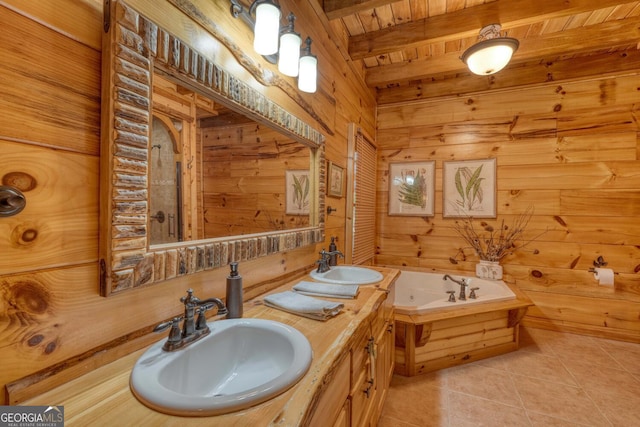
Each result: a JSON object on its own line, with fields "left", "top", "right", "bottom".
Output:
{"left": 230, "top": 0, "right": 318, "bottom": 93}
{"left": 298, "top": 37, "right": 317, "bottom": 93}
{"left": 278, "top": 13, "right": 301, "bottom": 77}
{"left": 252, "top": 0, "right": 281, "bottom": 55}
{"left": 461, "top": 24, "right": 519, "bottom": 76}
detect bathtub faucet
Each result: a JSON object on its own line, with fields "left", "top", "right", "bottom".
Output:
{"left": 443, "top": 274, "right": 470, "bottom": 301}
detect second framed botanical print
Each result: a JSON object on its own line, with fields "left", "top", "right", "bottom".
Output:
{"left": 327, "top": 162, "right": 345, "bottom": 198}
{"left": 388, "top": 161, "right": 435, "bottom": 216}
{"left": 443, "top": 158, "right": 496, "bottom": 218}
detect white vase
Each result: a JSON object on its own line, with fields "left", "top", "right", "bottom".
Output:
{"left": 475, "top": 260, "right": 503, "bottom": 280}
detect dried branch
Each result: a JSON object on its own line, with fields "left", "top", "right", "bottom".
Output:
{"left": 452, "top": 206, "right": 540, "bottom": 262}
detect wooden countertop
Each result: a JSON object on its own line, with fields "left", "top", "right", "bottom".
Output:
{"left": 23, "top": 267, "right": 400, "bottom": 426}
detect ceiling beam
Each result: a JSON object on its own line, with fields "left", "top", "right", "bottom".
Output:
{"left": 375, "top": 50, "right": 640, "bottom": 104}
{"left": 365, "top": 15, "right": 640, "bottom": 88}
{"left": 348, "top": 0, "right": 640, "bottom": 60}
{"left": 323, "top": 0, "right": 396, "bottom": 20}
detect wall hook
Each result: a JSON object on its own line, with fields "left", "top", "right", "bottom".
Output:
{"left": 0, "top": 185, "right": 27, "bottom": 217}
{"left": 0, "top": 185, "right": 26, "bottom": 217}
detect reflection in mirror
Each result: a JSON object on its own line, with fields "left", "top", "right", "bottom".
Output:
{"left": 149, "top": 75, "right": 312, "bottom": 245}
{"left": 150, "top": 115, "right": 183, "bottom": 244}
{"left": 100, "top": 0, "right": 325, "bottom": 296}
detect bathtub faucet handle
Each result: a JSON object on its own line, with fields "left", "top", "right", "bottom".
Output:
{"left": 446, "top": 290, "right": 456, "bottom": 302}
{"left": 469, "top": 287, "right": 479, "bottom": 299}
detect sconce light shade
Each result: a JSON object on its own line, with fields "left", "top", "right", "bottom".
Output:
{"left": 298, "top": 37, "right": 317, "bottom": 93}
{"left": 253, "top": 0, "right": 281, "bottom": 55}
{"left": 278, "top": 13, "right": 301, "bottom": 77}
{"left": 461, "top": 24, "right": 519, "bottom": 75}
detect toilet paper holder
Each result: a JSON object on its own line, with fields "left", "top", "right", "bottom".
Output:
{"left": 588, "top": 256, "right": 614, "bottom": 274}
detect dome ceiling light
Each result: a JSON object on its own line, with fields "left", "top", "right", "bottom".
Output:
{"left": 461, "top": 24, "right": 519, "bottom": 75}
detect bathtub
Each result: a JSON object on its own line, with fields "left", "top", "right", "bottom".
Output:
{"left": 391, "top": 269, "right": 533, "bottom": 376}
{"left": 394, "top": 271, "right": 516, "bottom": 315}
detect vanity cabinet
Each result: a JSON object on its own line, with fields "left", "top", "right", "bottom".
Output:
{"left": 311, "top": 287, "right": 395, "bottom": 427}
{"left": 348, "top": 291, "right": 395, "bottom": 427}
{"left": 21, "top": 269, "right": 400, "bottom": 427}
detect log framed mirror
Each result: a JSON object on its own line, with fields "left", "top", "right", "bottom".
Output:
{"left": 99, "top": 0, "right": 325, "bottom": 296}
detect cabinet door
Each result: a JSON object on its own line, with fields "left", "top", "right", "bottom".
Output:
{"left": 350, "top": 327, "right": 374, "bottom": 427}
{"left": 332, "top": 400, "right": 350, "bottom": 427}
{"left": 309, "top": 354, "right": 350, "bottom": 427}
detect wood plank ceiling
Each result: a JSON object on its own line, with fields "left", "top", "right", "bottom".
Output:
{"left": 322, "top": 0, "right": 640, "bottom": 103}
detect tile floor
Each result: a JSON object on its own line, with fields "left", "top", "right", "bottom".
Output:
{"left": 378, "top": 327, "right": 640, "bottom": 427}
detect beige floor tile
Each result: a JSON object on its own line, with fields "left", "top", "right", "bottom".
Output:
{"left": 596, "top": 338, "right": 640, "bottom": 376}
{"left": 522, "top": 328, "right": 568, "bottom": 355}
{"left": 380, "top": 328, "right": 638, "bottom": 427}
{"left": 543, "top": 333, "right": 624, "bottom": 370}
{"left": 514, "top": 376, "right": 611, "bottom": 426}
{"left": 390, "top": 370, "right": 449, "bottom": 390}
{"left": 447, "top": 391, "right": 531, "bottom": 427}
{"left": 445, "top": 364, "right": 523, "bottom": 408}
{"left": 527, "top": 412, "right": 592, "bottom": 426}
{"left": 380, "top": 381, "right": 448, "bottom": 427}
{"left": 502, "top": 350, "right": 578, "bottom": 386}
{"left": 567, "top": 359, "right": 640, "bottom": 427}
{"left": 377, "top": 415, "right": 425, "bottom": 427}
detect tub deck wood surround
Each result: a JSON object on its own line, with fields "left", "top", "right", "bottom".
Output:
{"left": 21, "top": 267, "right": 399, "bottom": 426}
{"left": 394, "top": 280, "right": 533, "bottom": 376}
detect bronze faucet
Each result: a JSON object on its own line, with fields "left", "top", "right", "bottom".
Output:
{"left": 153, "top": 289, "right": 228, "bottom": 352}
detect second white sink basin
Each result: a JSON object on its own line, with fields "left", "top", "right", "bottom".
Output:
{"left": 130, "top": 318, "right": 312, "bottom": 416}
{"left": 310, "top": 265, "right": 383, "bottom": 285}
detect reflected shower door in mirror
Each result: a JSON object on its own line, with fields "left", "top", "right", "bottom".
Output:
{"left": 150, "top": 115, "right": 182, "bottom": 245}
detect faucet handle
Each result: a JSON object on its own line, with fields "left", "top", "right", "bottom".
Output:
{"left": 154, "top": 317, "right": 183, "bottom": 345}
{"left": 153, "top": 316, "right": 182, "bottom": 333}
{"left": 196, "top": 306, "right": 208, "bottom": 330}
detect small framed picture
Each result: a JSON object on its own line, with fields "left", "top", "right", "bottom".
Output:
{"left": 388, "top": 161, "right": 435, "bottom": 216}
{"left": 285, "top": 170, "right": 310, "bottom": 215}
{"left": 443, "top": 158, "right": 496, "bottom": 218}
{"left": 327, "top": 162, "right": 345, "bottom": 198}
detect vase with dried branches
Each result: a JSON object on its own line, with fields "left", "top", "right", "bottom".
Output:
{"left": 450, "top": 206, "right": 539, "bottom": 280}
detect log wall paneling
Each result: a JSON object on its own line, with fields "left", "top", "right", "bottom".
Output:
{"left": 0, "top": 0, "right": 376, "bottom": 404}
{"left": 377, "top": 74, "right": 640, "bottom": 342}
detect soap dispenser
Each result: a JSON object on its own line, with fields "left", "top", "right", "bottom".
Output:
{"left": 329, "top": 236, "right": 338, "bottom": 266}
{"left": 226, "top": 262, "right": 243, "bottom": 318}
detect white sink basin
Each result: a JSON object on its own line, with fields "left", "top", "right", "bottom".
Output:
{"left": 310, "top": 265, "right": 383, "bottom": 285}
{"left": 130, "top": 318, "right": 312, "bottom": 416}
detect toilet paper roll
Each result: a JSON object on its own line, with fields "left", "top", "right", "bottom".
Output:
{"left": 593, "top": 267, "right": 614, "bottom": 286}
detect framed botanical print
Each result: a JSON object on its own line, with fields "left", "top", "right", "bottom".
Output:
{"left": 388, "top": 161, "right": 435, "bottom": 216}
{"left": 285, "top": 170, "right": 310, "bottom": 215}
{"left": 443, "top": 158, "right": 496, "bottom": 218}
{"left": 327, "top": 161, "right": 345, "bottom": 198}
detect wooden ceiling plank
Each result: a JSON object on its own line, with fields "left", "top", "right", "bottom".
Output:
{"left": 366, "top": 15, "right": 640, "bottom": 86}
{"left": 348, "top": 0, "right": 640, "bottom": 60}
{"left": 390, "top": 0, "right": 412, "bottom": 25}
{"left": 375, "top": 4, "right": 396, "bottom": 28}
{"left": 376, "top": 50, "right": 640, "bottom": 104}
{"left": 410, "top": 0, "right": 428, "bottom": 20}
{"left": 324, "top": 0, "right": 400, "bottom": 20}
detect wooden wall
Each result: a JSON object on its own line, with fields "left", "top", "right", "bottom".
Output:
{"left": 201, "top": 122, "right": 311, "bottom": 237}
{"left": 377, "top": 75, "right": 640, "bottom": 342}
{"left": 0, "top": 0, "right": 375, "bottom": 403}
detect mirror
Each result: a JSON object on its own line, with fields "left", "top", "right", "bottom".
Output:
{"left": 99, "top": 0, "right": 325, "bottom": 296}
{"left": 149, "top": 74, "right": 313, "bottom": 245}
